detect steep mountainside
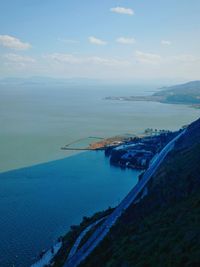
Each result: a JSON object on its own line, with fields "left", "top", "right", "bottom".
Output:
{"left": 80, "top": 118, "right": 200, "bottom": 267}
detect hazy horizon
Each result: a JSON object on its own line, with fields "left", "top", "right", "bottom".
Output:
{"left": 0, "top": 0, "right": 200, "bottom": 81}
{"left": 0, "top": 1, "right": 200, "bottom": 267}
{"left": 0, "top": 75, "right": 198, "bottom": 88}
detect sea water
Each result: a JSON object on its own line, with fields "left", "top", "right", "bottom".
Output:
{"left": 0, "top": 83, "right": 200, "bottom": 172}
{"left": 0, "top": 151, "right": 140, "bottom": 267}
{"left": 0, "top": 83, "right": 200, "bottom": 266}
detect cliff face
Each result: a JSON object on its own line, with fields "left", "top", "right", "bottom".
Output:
{"left": 80, "top": 118, "right": 200, "bottom": 267}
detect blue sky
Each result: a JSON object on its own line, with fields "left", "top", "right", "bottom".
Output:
{"left": 0, "top": 0, "right": 199, "bottom": 81}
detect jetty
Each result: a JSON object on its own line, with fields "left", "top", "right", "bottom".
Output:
{"left": 61, "top": 147, "right": 104, "bottom": 151}
{"left": 61, "top": 136, "right": 106, "bottom": 151}
{"left": 61, "top": 136, "right": 129, "bottom": 152}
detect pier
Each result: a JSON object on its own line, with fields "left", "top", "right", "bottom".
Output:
{"left": 61, "top": 147, "right": 104, "bottom": 151}
{"left": 61, "top": 135, "right": 134, "bottom": 152}
{"left": 61, "top": 136, "right": 106, "bottom": 151}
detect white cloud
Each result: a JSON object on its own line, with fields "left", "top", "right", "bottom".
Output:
{"left": 45, "top": 53, "right": 82, "bottom": 64}
{"left": 161, "top": 40, "right": 172, "bottom": 46}
{"left": 4, "top": 53, "right": 35, "bottom": 63}
{"left": 88, "top": 36, "right": 107, "bottom": 46}
{"left": 172, "top": 54, "right": 199, "bottom": 63}
{"left": 135, "top": 51, "right": 162, "bottom": 65}
{"left": 58, "top": 38, "right": 79, "bottom": 44}
{"left": 88, "top": 56, "right": 129, "bottom": 67}
{"left": 110, "top": 7, "right": 134, "bottom": 16}
{"left": 116, "top": 37, "right": 136, "bottom": 45}
{"left": 0, "top": 35, "right": 31, "bottom": 50}
{"left": 2, "top": 53, "right": 36, "bottom": 70}
{"left": 45, "top": 53, "right": 129, "bottom": 67}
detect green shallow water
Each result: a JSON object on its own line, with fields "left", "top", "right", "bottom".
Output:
{"left": 0, "top": 83, "right": 200, "bottom": 267}
{"left": 0, "top": 84, "right": 200, "bottom": 172}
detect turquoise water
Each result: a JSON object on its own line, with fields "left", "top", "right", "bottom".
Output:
{"left": 1, "top": 84, "right": 200, "bottom": 172}
{"left": 0, "top": 83, "right": 200, "bottom": 267}
{"left": 0, "top": 151, "right": 140, "bottom": 267}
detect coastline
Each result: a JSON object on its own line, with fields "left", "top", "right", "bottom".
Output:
{"left": 105, "top": 96, "right": 200, "bottom": 109}
{"left": 31, "top": 242, "right": 62, "bottom": 267}
{"left": 0, "top": 150, "right": 139, "bottom": 267}
{"left": 29, "top": 129, "right": 177, "bottom": 266}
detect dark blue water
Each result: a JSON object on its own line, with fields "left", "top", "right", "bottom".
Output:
{"left": 0, "top": 151, "right": 139, "bottom": 267}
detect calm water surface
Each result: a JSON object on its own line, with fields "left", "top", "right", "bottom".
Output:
{"left": 0, "top": 151, "right": 139, "bottom": 267}
{"left": 0, "top": 83, "right": 200, "bottom": 267}
{"left": 1, "top": 84, "right": 200, "bottom": 172}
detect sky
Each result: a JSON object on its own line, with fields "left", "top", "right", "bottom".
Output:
{"left": 0, "top": 0, "right": 200, "bottom": 82}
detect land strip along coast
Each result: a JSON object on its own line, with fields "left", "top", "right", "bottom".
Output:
{"left": 61, "top": 127, "right": 184, "bottom": 171}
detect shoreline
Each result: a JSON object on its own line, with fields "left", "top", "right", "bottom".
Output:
{"left": 0, "top": 134, "right": 140, "bottom": 174}
{"left": 0, "top": 128, "right": 175, "bottom": 175}
{"left": 0, "top": 134, "right": 139, "bottom": 174}
{"left": 31, "top": 242, "right": 62, "bottom": 267}
{"left": 29, "top": 129, "right": 177, "bottom": 266}
{"left": 0, "top": 150, "right": 139, "bottom": 267}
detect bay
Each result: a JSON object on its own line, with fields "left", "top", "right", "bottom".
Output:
{"left": 0, "top": 83, "right": 200, "bottom": 172}
{"left": 0, "top": 83, "right": 200, "bottom": 267}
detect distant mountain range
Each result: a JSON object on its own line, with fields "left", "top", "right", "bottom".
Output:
{"left": 0, "top": 76, "right": 102, "bottom": 86}
{"left": 106, "top": 81, "right": 200, "bottom": 108}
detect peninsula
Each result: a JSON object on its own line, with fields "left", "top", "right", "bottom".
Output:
{"left": 105, "top": 81, "right": 200, "bottom": 108}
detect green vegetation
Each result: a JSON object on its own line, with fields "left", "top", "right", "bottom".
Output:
{"left": 151, "top": 81, "right": 200, "bottom": 105}
{"left": 164, "top": 94, "right": 200, "bottom": 104}
{"left": 79, "top": 119, "right": 200, "bottom": 267}
{"left": 52, "top": 117, "right": 200, "bottom": 267}
{"left": 51, "top": 208, "right": 113, "bottom": 267}
{"left": 81, "top": 190, "right": 200, "bottom": 267}
{"left": 106, "top": 81, "right": 200, "bottom": 107}
{"left": 155, "top": 81, "right": 200, "bottom": 97}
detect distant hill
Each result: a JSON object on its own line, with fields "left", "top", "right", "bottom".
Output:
{"left": 154, "top": 81, "right": 200, "bottom": 105}
{"left": 105, "top": 81, "right": 200, "bottom": 107}
{"left": 156, "top": 81, "right": 200, "bottom": 96}
{"left": 0, "top": 76, "right": 102, "bottom": 87}
{"left": 80, "top": 117, "right": 200, "bottom": 267}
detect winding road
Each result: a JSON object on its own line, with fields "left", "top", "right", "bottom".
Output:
{"left": 67, "top": 216, "right": 107, "bottom": 260}
{"left": 64, "top": 129, "right": 186, "bottom": 267}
